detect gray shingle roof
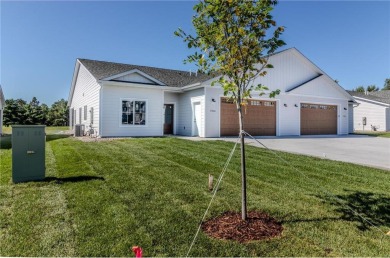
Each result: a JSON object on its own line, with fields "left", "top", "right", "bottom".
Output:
{"left": 347, "top": 90, "right": 390, "bottom": 105}
{"left": 78, "top": 58, "right": 217, "bottom": 87}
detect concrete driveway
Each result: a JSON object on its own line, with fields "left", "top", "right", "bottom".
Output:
{"left": 179, "top": 135, "right": 390, "bottom": 170}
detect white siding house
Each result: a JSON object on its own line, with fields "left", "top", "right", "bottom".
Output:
{"left": 68, "top": 48, "right": 355, "bottom": 138}
{"left": 68, "top": 62, "right": 101, "bottom": 135}
{"left": 348, "top": 91, "right": 390, "bottom": 132}
{"left": 0, "top": 85, "right": 4, "bottom": 135}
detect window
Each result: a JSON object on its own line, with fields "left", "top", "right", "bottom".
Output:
{"left": 250, "top": 100, "right": 261, "bottom": 106}
{"left": 70, "top": 108, "right": 74, "bottom": 126}
{"left": 264, "top": 101, "right": 275, "bottom": 107}
{"left": 122, "top": 100, "right": 146, "bottom": 125}
{"left": 84, "top": 105, "right": 87, "bottom": 120}
{"left": 90, "top": 107, "right": 94, "bottom": 124}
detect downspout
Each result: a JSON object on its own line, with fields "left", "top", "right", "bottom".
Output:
{"left": 99, "top": 84, "right": 103, "bottom": 137}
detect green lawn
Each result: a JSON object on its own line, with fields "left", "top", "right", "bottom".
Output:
{"left": 2, "top": 126, "right": 69, "bottom": 135}
{"left": 0, "top": 134, "right": 389, "bottom": 256}
{"left": 354, "top": 131, "right": 390, "bottom": 138}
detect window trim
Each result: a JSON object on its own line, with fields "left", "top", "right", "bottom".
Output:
{"left": 119, "top": 98, "right": 148, "bottom": 127}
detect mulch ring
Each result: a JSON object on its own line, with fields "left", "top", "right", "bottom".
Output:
{"left": 201, "top": 211, "right": 283, "bottom": 243}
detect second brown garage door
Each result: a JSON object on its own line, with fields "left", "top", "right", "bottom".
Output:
{"left": 220, "top": 98, "right": 276, "bottom": 136}
{"left": 300, "top": 103, "right": 337, "bottom": 135}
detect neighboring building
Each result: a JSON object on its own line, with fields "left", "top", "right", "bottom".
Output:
{"left": 68, "top": 48, "right": 355, "bottom": 138}
{"left": 0, "top": 85, "right": 4, "bottom": 135}
{"left": 348, "top": 90, "right": 390, "bottom": 132}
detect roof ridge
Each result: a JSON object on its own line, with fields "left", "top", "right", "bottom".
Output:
{"left": 77, "top": 47, "right": 296, "bottom": 74}
{"left": 77, "top": 58, "right": 199, "bottom": 75}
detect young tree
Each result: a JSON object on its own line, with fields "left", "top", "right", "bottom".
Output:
{"left": 382, "top": 78, "right": 390, "bottom": 90}
{"left": 175, "top": 0, "right": 285, "bottom": 220}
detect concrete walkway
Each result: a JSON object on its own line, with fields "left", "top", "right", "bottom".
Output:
{"left": 176, "top": 135, "right": 390, "bottom": 171}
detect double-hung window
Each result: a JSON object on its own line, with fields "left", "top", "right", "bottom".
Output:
{"left": 122, "top": 100, "right": 146, "bottom": 125}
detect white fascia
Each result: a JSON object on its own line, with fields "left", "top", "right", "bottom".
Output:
{"left": 181, "top": 82, "right": 203, "bottom": 91}
{"left": 67, "top": 60, "right": 81, "bottom": 107}
{"left": 98, "top": 80, "right": 182, "bottom": 92}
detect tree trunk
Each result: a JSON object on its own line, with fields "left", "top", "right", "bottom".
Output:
{"left": 238, "top": 105, "right": 247, "bottom": 221}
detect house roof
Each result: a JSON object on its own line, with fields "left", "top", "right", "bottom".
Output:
{"left": 78, "top": 58, "right": 216, "bottom": 87}
{"left": 347, "top": 90, "right": 390, "bottom": 105}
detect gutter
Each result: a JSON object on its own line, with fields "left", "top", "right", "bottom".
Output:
{"left": 98, "top": 80, "right": 182, "bottom": 92}
{"left": 353, "top": 96, "right": 390, "bottom": 107}
{"left": 180, "top": 82, "right": 202, "bottom": 91}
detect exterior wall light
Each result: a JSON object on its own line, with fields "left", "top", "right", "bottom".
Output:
{"left": 344, "top": 107, "right": 347, "bottom": 110}
{"left": 284, "top": 103, "right": 287, "bottom": 107}
{"left": 211, "top": 98, "right": 216, "bottom": 102}
{"left": 294, "top": 104, "right": 298, "bottom": 107}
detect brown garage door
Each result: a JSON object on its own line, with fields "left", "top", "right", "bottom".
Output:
{"left": 300, "top": 103, "right": 337, "bottom": 135}
{"left": 220, "top": 98, "right": 276, "bottom": 136}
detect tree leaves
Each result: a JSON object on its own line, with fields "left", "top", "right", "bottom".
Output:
{"left": 3, "top": 97, "right": 69, "bottom": 126}
{"left": 175, "top": 0, "right": 285, "bottom": 103}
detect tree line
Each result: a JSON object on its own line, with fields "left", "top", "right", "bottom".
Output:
{"left": 3, "top": 97, "right": 69, "bottom": 126}
{"left": 351, "top": 78, "right": 390, "bottom": 92}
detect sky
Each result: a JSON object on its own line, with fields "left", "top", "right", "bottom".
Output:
{"left": 1, "top": 0, "right": 389, "bottom": 105}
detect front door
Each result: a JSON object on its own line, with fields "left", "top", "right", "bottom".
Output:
{"left": 164, "top": 104, "right": 174, "bottom": 134}
{"left": 193, "top": 102, "right": 201, "bottom": 136}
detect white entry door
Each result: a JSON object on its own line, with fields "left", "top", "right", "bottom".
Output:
{"left": 192, "top": 102, "right": 201, "bottom": 136}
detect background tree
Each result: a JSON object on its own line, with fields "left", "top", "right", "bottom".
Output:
{"left": 48, "top": 99, "right": 69, "bottom": 126}
{"left": 41, "top": 104, "right": 50, "bottom": 125}
{"left": 354, "top": 86, "right": 365, "bottom": 92}
{"left": 24, "top": 97, "right": 44, "bottom": 125}
{"left": 3, "top": 99, "right": 27, "bottom": 126}
{"left": 382, "top": 78, "right": 390, "bottom": 90}
{"left": 3, "top": 97, "right": 69, "bottom": 126}
{"left": 366, "top": 85, "right": 379, "bottom": 92}
{"left": 176, "top": 0, "right": 285, "bottom": 220}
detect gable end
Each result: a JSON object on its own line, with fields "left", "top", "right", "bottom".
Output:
{"left": 101, "top": 69, "right": 166, "bottom": 86}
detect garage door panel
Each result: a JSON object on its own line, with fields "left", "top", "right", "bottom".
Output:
{"left": 221, "top": 98, "right": 276, "bottom": 136}
{"left": 301, "top": 103, "right": 337, "bottom": 135}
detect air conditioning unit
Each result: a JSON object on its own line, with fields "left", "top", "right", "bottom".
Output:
{"left": 74, "top": 124, "right": 85, "bottom": 137}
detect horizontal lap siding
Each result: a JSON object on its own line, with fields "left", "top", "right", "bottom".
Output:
{"left": 70, "top": 64, "right": 100, "bottom": 135}
{"left": 353, "top": 99, "right": 388, "bottom": 132}
{"left": 101, "top": 86, "right": 163, "bottom": 137}
{"left": 177, "top": 88, "right": 205, "bottom": 136}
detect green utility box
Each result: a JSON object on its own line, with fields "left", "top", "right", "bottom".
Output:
{"left": 12, "top": 125, "right": 46, "bottom": 183}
